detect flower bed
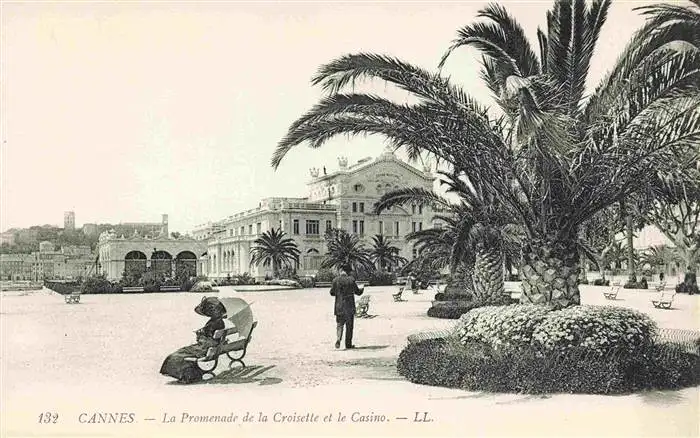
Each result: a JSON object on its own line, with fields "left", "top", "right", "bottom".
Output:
{"left": 399, "top": 303, "right": 698, "bottom": 394}
{"left": 397, "top": 337, "right": 700, "bottom": 394}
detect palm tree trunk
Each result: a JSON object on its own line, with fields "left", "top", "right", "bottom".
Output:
{"left": 626, "top": 214, "right": 636, "bottom": 283}
{"left": 520, "top": 238, "right": 581, "bottom": 309}
{"left": 446, "top": 263, "right": 473, "bottom": 296}
{"left": 472, "top": 246, "right": 505, "bottom": 302}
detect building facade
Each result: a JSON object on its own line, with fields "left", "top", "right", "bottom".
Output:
{"left": 64, "top": 211, "right": 75, "bottom": 231}
{"left": 0, "top": 232, "right": 16, "bottom": 246}
{"left": 96, "top": 229, "right": 206, "bottom": 281}
{"left": 194, "top": 150, "right": 437, "bottom": 279}
{"left": 0, "top": 245, "right": 96, "bottom": 281}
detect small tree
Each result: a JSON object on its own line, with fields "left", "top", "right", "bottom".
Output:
{"left": 249, "top": 228, "right": 300, "bottom": 279}
{"left": 369, "top": 235, "right": 407, "bottom": 272}
{"left": 321, "top": 228, "right": 374, "bottom": 275}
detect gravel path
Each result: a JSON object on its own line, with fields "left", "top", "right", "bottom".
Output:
{"left": 2, "top": 285, "right": 698, "bottom": 437}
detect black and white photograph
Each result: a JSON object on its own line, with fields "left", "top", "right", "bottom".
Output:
{"left": 1, "top": 1, "right": 699, "bottom": 437}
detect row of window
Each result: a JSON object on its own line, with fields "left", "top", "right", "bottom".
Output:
{"left": 224, "top": 217, "right": 426, "bottom": 238}
{"left": 293, "top": 219, "right": 332, "bottom": 235}
{"left": 227, "top": 222, "right": 262, "bottom": 237}
{"left": 351, "top": 202, "right": 425, "bottom": 214}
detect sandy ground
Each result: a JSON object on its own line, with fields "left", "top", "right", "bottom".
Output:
{"left": 1, "top": 285, "right": 699, "bottom": 438}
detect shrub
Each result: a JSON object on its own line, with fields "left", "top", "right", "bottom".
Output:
{"left": 236, "top": 272, "right": 256, "bottom": 285}
{"left": 298, "top": 277, "right": 315, "bottom": 288}
{"left": 314, "top": 268, "right": 335, "bottom": 283}
{"left": 264, "top": 279, "right": 301, "bottom": 287}
{"left": 456, "top": 304, "right": 552, "bottom": 351}
{"left": 428, "top": 294, "right": 516, "bottom": 319}
{"left": 44, "top": 280, "right": 80, "bottom": 295}
{"left": 427, "top": 305, "right": 475, "bottom": 319}
{"left": 191, "top": 281, "right": 213, "bottom": 292}
{"left": 368, "top": 270, "right": 396, "bottom": 286}
{"left": 676, "top": 282, "right": 699, "bottom": 295}
{"left": 623, "top": 278, "right": 648, "bottom": 289}
{"left": 140, "top": 271, "right": 161, "bottom": 293}
{"left": 396, "top": 338, "right": 700, "bottom": 394}
{"left": 531, "top": 306, "right": 657, "bottom": 357}
{"left": 434, "top": 292, "right": 473, "bottom": 302}
{"left": 593, "top": 278, "right": 610, "bottom": 286}
{"left": 80, "top": 275, "right": 121, "bottom": 294}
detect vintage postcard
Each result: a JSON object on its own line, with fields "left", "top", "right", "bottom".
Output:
{"left": 2, "top": 1, "right": 699, "bottom": 437}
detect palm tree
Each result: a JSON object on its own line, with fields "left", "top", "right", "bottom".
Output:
{"left": 249, "top": 228, "right": 300, "bottom": 279}
{"left": 640, "top": 245, "right": 681, "bottom": 276}
{"left": 646, "top": 166, "right": 700, "bottom": 287}
{"left": 321, "top": 228, "right": 375, "bottom": 275}
{"left": 369, "top": 235, "right": 407, "bottom": 272}
{"left": 375, "top": 175, "right": 523, "bottom": 301}
{"left": 272, "top": 1, "right": 699, "bottom": 308}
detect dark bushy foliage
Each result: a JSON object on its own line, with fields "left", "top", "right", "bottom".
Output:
{"left": 427, "top": 294, "right": 515, "bottom": 319}
{"left": 593, "top": 278, "right": 610, "bottom": 286}
{"left": 397, "top": 338, "right": 700, "bottom": 394}
{"left": 624, "top": 278, "right": 648, "bottom": 289}
{"left": 44, "top": 280, "right": 80, "bottom": 295}
{"left": 216, "top": 273, "right": 256, "bottom": 286}
{"left": 298, "top": 277, "right": 315, "bottom": 288}
{"left": 427, "top": 305, "right": 475, "bottom": 319}
{"left": 81, "top": 275, "right": 122, "bottom": 294}
{"left": 434, "top": 292, "right": 473, "bottom": 301}
{"left": 314, "top": 268, "right": 335, "bottom": 283}
{"left": 181, "top": 275, "right": 208, "bottom": 292}
{"left": 676, "top": 282, "right": 699, "bottom": 295}
{"left": 368, "top": 270, "right": 396, "bottom": 286}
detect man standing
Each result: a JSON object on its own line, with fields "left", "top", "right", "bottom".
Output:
{"left": 330, "top": 264, "right": 364, "bottom": 349}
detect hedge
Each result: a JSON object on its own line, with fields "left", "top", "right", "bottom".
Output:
{"left": 397, "top": 338, "right": 700, "bottom": 394}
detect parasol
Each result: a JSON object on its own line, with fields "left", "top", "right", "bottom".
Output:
{"left": 219, "top": 297, "right": 254, "bottom": 339}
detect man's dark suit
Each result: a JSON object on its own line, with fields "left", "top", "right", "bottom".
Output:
{"left": 330, "top": 272, "right": 364, "bottom": 348}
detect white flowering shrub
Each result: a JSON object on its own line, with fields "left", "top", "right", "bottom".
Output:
{"left": 455, "top": 305, "right": 551, "bottom": 351}
{"left": 531, "top": 306, "right": 658, "bottom": 356}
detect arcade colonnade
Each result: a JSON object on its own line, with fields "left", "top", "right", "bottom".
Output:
{"left": 97, "top": 236, "right": 207, "bottom": 281}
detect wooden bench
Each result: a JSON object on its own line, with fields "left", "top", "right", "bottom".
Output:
{"left": 392, "top": 287, "right": 405, "bottom": 302}
{"left": 603, "top": 283, "right": 621, "bottom": 300}
{"left": 64, "top": 292, "right": 81, "bottom": 304}
{"left": 122, "top": 286, "right": 144, "bottom": 293}
{"left": 356, "top": 296, "right": 371, "bottom": 318}
{"left": 315, "top": 282, "right": 332, "bottom": 288}
{"left": 160, "top": 285, "right": 181, "bottom": 292}
{"left": 652, "top": 291, "right": 676, "bottom": 309}
{"left": 188, "top": 321, "right": 258, "bottom": 377}
{"left": 655, "top": 281, "right": 667, "bottom": 292}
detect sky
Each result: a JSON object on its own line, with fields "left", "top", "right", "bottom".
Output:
{"left": 1, "top": 1, "right": 656, "bottom": 234}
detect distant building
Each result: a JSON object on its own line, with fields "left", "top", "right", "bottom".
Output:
{"left": 61, "top": 245, "right": 92, "bottom": 257}
{"left": 0, "top": 232, "right": 15, "bottom": 246}
{"left": 82, "top": 223, "right": 99, "bottom": 236}
{"left": 194, "top": 149, "right": 437, "bottom": 279}
{"left": 39, "top": 241, "right": 54, "bottom": 252}
{"left": 64, "top": 211, "right": 76, "bottom": 231}
{"left": 97, "top": 227, "right": 206, "bottom": 281}
{"left": 0, "top": 254, "right": 34, "bottom": 280}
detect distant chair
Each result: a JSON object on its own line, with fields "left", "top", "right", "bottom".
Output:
{"left": 392, "top": 287, "right": 405, "bottom": 302}
{"left": 64, "top": 291, "right": 81, "bottom": 304}
{"left": 655, "top": 281, "right": 667, "bottom": 292}
{"left": 652, "top": 291, "right": 676, "bottom": 310}
{"left": 356, "top": 296, "right": 371, "bottom": 318}
{"left": 603, "top": 283, "right": 621, "bottom": 300}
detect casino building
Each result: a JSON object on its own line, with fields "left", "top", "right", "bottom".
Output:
{"left": 193, "top": 149, "right": 438, "bottom": 280}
